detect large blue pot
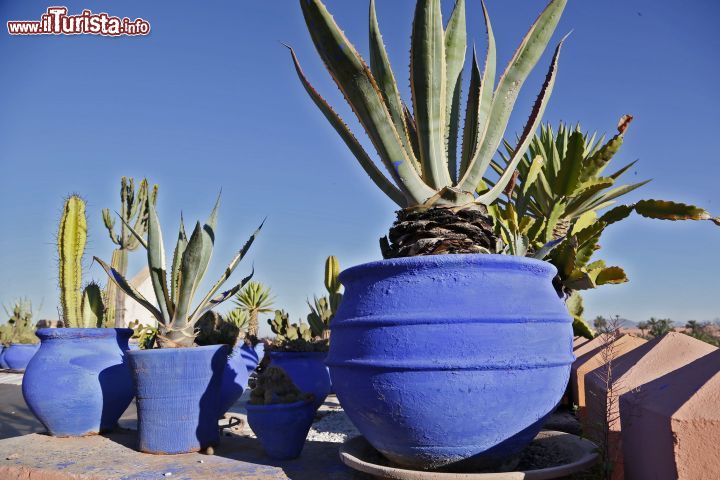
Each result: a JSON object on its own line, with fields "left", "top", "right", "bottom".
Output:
{"left": 269, "top": 351, "right": 330, "bottom": 410}
{"left": 327, "top": 254, "right": 574, "bottom": 470}
{"left": 218, "top": 345, "right": 251, "bottom": 416}
{"left": 0, "top": 346, "right": 8, "bottom": 369}
{"left": 4, "top": 343, "right": 39, "bottom": 370}
{"left": 128, "top": 344, "right": 228, "bottom": 454}
{"left": 240, "top": 343, "right": 260, "bottom": 374}
{"left": 246, "top": 400, "right": 315, "bottom": 460}
{"left": 22, "top": 328, "right": 134, "bottom": 436}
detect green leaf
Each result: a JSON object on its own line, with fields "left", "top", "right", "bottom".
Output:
{"left": 595, "top": 266, "right": 628, "bottom": 285}
{"left": 146, "top": 198, "right": 171, "bottom": 323}
{"left": 554, "top": 129, "right": 585, "bottom": 196}
{"left": 599, "top": 204, "right": 634, "bottom": 225}
{"left": 410, "top": 0, "right": 451, "bottom": 188}
{"left": 287, "top": 46, "right": 407, "bottom": 207}
{"left": 170, "top": 214, "right": 188, "bottom": 308}
{"left": 544, "top": 201, "right": 566, "bottom": 242}
{"left": 634, "top": 199, "right": 718, "bottom": 222}
{"left": 460, "top": 49, "right": 481, "bottom": 176}
{"left": 570, "top": 211, "right": 597, "bottom": 236}
{"left": 522, "top": 155, "right": 545, "bottom": 195}
{"left": 579, "top": 132, "right": 624, "bottom": 182}
{"left": 171, "top": 222, "right": 205, "bottom": 328}
{"left": 608, "top": 159, "right": 639, "bottom": 180}
{"left": 81, "top": 283, "right": 105, "bottom": 329}
{"left": 444, "top": 0, "right": 467, "bottom": 182}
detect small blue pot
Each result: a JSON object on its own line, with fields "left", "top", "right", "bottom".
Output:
{"left": 4, "top": 343, "right": 39, "bottom": 370}
{"left": 22, "top": 328, "right": 134, "bottom": 436}
{"left": 0, "top": 346, "right": 8, "bottom": 369}
{"left": 240, "top": 343, "right": 260, "bottom": 374}
{"left": 128, "top": 344, "right": 228, "bottom": 454}
{"left": 218, "top": 345, "right": 251, "bottom": 416}
{"left": 328, "top": 254, "right": 574, "bottom": 470}
{"left": 254, "top": 343, "right": 265, "bottom": 362}
{"left": 269, "top": 351, "right": 330, "bottom": 410}
{"left": 247, "top": 400, "right": 315, "bottom": 460}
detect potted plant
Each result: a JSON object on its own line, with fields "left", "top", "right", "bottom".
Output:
{"left": 289, "top": 0, "right": 571, "bottom": 470}
{"left": 489, "top": 117, "right": 720, "bottom": 337}
{"left": 1, "top": 300, "right": 39, "bottom": 371}
{"left": 22, "top": 195, "right": 135, "bottom": 437}
{"left": 246, "top": 365, "right": 316, "bottom": 460}
{"left": 265, "top": 309, "right": 331, "bottom": 410}
{"left": 95, "top": 195, "right": 262, "bottom": 454}
{"left": 232, "top": 281, "right": 275, "bottom": 372}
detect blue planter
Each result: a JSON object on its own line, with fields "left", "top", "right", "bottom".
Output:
{"left": 269, "top": 351, "right": 330, "bottom": 410}
{"left": 327, "top": 254, "right": 574, "bottom": 470}
{"left": 22, "top": 328, "right": 134, "bottom": 437}
{"left": 128, "top": 345, "right": 228, "bottom": 454}
{"left": 247, "top": 400, "right": 315, "bottom": 460}
{"left": 0, "top": 346, "right": 8, "bottom": 369}
{"left": 218, "top": 345, "right": 251, "bottom": 416}
{"left": 4, "top": 343, "right": 39, "bottom": 371}
{"left": 240, "top": 343, "right": 260, "bottom": 374}
{"left": 254, "top": 343, "right": 265, "bottom": 363}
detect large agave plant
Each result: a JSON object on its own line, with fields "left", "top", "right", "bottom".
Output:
{"left": 95, "top": 196, "right": 262, "bottom": 348}
{"left": 290, "top": 0, "right": 568, "bottom": 256}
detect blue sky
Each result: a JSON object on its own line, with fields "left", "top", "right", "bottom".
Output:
{"left": 1, "top": 0, "right": 718, "bottom": 334}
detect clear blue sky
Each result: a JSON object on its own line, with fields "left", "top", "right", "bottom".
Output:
{"left": 1, "top": 0, "right": 718, "bottom": 334}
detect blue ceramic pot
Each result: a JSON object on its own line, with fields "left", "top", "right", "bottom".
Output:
{"left": 0, "top": 346, "right": 8, "bottom": 369}
{"left": 240, "top": 343, "right": 260, "bottom": 374}
{"left": 128, "top": 344, "right": 228, "bottom": 454}
{"left": 327, "top": 254, "right": 574, "bottom": 470}
{"left": 254, "top": 343, "right": 265, "bottom": 363}
{"left": 269, "top": 351, "right": 330, "bottom": 410}
{"left": 22, "top": 328, "right": 134, "bottom": 436}
{"left": 247, "top": 400, "right": 315, "bottom": 460}
{"left": 4, "top": 343, "right": 39, "bottom": 370}
{"left": 218, "top": 345, "right": 251, "bottom": 416}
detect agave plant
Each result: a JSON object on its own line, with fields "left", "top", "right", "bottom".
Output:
{"left": 94, "top": 196, "right": 262, "bottom": 348}
{"left": 290, "top": 0, "right": 568, "bottom": 257}
{"left": 234, "top": 281, "right": 275, "bottom": 338}
{"left": 490, "top": 117, "right": 720, "bottom": 336}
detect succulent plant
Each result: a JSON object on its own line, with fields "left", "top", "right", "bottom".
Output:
{"left": 102, "top": 177, "right": 158, "bottom": 327}
{"left": 226, "top": 308, "right": 250, "bottom": 333}
{"left": 291, "top": 0, "right": 568, "bottom": 257}
{"left": 268, "top": 309, "right": 327, "bottom": 352}
{"left": 248, "top": 365, "right": 314, "bottom": 406}
{"left": 234, "top": 281, "right": 274, "bottom": 338}
{"left": 306, "top": 256, "right": 343, "bottom": 340}
{"left": 1, "top": 299, "right": 38, "bottom": 345}
{"left": 194, "top": 311, "right": 240, "bottom": 347}
{"left": 94, "top": 195, "right": 262, "bottom": 348}
{"left": 490, "top": 117, "right": 720, "bottom": 337}
{"left": 128, "top": 319, "right": 158, "bottom": 349}
{"left": 58, "top": 195, "right": 106, "bottom": 328}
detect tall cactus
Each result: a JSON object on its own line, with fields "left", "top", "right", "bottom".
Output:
{"left": 57, "top": 195, "right": 105, "bottom": 328}
{"left": 307, "top": 256, "right": 343, "bottom": 340}
{"left": 102, "top": 177, "right": 158, "bottom": 327}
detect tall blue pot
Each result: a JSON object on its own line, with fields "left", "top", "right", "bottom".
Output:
{"left": 4, "top": 343, "right": 39, "bottom": 370}
{"left": 246, "top": 399, "right": 315, "bottom": 460}
{"left": 22, "top": 328, "right": 134, "bottom": 436}
{"left": 218, "top": 344, "right": 251, "bottom": 416}
{"left": 128, "top": 344, "right": 228, "bottom": 454}
{"left": 240, "top": 343, "right": 260, "bottom": 374}
{"left": 327, "top": 254, "right": 574, "bottom": 470}
{"left": 269, "top": 351, "right": 330, "bottom": 410}
{"left": 0, "top": 346, "right": 8, "bottom": 369}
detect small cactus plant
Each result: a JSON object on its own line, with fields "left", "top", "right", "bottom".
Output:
{"left": 95, "top": 194, "right": 262, "bottom": 348}
{"left": 57, "top": 195, "right": 106, "bottom": 328}
{"left": 248, "top": 365, "right": 314, "bottom": 406}
{"left": 1, "top": 299, "right": 38, "bottom": 345}
{"left": 306, "top": 256, "right": 342, "bottom": 340}
{"left": 268, "top": 309, "right": 327, "bottom": 352}
{"left": 102, "top": 177, "right": 158, "bottom": 327}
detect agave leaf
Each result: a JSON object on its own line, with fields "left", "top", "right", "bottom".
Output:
{"left": 299, "top": 0, "right": 435, "bottom": 204}
{"left": 171, "top": 222, "right": 205, "bottom": 328}
{"left": 287, "top": 46, "right": 407, "bottom": 207}
{"left": 564, "top": 178, "right": 616, "bottom": 216}
{"left": 189, "top": 194, "right": 221, "bottom": 304}
{"left": 411, "top": 0, "right": 451, "bottom": 189}
{"left": 115, "top": 210, "right": 148, "bottom": 250}
{"left": 532, "top": 237, "right": 564, "bottom": 260}
{"left": 170, "top": 214, "right": 188, "bottom": 307}
{"left": 554, "top": 129, "right": 585, "bottom": 196}
{"left": 571, "top": 211, "right": 597, "bottom": 236}
{"left": 403, "top": 104, "right": 421, "bottom": 162}
{"left": 192, "top": 271, "right": 255, "bottom": 322}
{"left": 93, "top": 256, "right": 164, "bottom": 324}
{"left": 146, "top": 198, "right": 172, "bottom": 322}
{"left": 595, "top": 266, "right": 628, "bottom": 285}
{"left": 368, "top": 0, "right": 419, "bottom": 174}
{"left": 608, "top": 159, "right": 639, "bottom": 180}
{"left": 444, "top": 0, "right": 467, "bottom": 182}
{"left": 543, "top": 201, "right": 566, "bottom": 242}
{"left": 588, "top": 180, "right": 652, "bottom": 209}
{"left": 475, "top": 36, "right": 567, "bottom": 205}
{"left": 523, "top": 155, "right": 545, "bottom": 195}
{"left": 460, "top": 0, "right": 567, "bottom": 193}
{"left": 188, "top": 220, "right": 264, "bottom": 323}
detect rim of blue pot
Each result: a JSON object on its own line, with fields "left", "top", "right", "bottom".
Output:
{"left": 35, "top": 328, "right": 133, "bottom": 340}
{"left": 8, "top": 343, "right": 39, "bottom": 348}
{"left": 126, "top": 343, "right": 228, "bottom": 357}
{"left": 268, "top": 350, "right": 328, "bottom": 359}
{"left": 339, "top": 253, "right": 557, "bottom": 284}
{"left": 245, "top": 399, "right": 314, "bottom": 412}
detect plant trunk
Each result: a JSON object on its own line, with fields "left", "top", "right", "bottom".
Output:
{"left": 248, "top": 311, "right": 259, "bottom": 338}
{"left": 106, "top": 249, "right": 128, "bottom": 328}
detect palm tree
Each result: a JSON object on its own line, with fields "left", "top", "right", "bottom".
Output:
{"left": 233, "top": 281, "right": 274, "bottom": 338}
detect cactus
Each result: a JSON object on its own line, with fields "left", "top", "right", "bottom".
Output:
{"left": 102, "top": 177, "right": 158, "bottom": 327}
{"left": 248, "top": 365, "right": 314, "bottom": 406}
{"left": 233, "top": 281, "right": 274, "bottom": 338}
{"left": 307, "top": 256, "right": 343, "bottom": 340}
{"left": 290, "top": 0, "right": 567, "bottom": 259}
{"left": 129, "top": 320, "right": 158, "bottom": 349}
{"left": 94, "top": 194, "right": 262, "bottom": 348}
{"left": 268, "top": 309, "right": 327, "bottom": 352}
{"left": 1, "top": 299, "right": 38, "bottom": 345}
{"left": 194, "top": 311, "right": 240, "bottom": 347}
{"left": 57, "top": 195, "right": 106, "bottom": 328}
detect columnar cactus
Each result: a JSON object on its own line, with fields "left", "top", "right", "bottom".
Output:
{"left": 102, "top": 177, "right": 158, "bottom": 327}
{"left": 95, "top": 195, "right": 262, "bottom": 348}
{"left": 58, "top": 195, "right": 105, "bottom": 328}
{"left": 307, "top": 256, "right": 343, "bottom": 340}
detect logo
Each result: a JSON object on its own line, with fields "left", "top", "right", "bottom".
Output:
{"left": 7, "top": 7, "right": 150, "bottom": 36}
